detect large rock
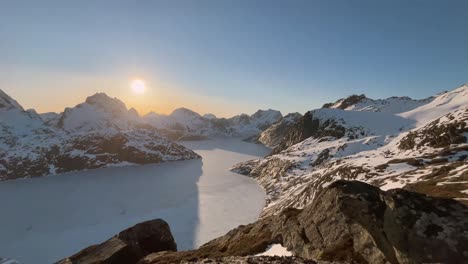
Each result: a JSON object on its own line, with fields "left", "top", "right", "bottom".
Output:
{"left": 141, "top": 180, "right": 468, "bottom": 264}
{"left": 255, "top": 113, "right": 302, "bottom": 148}
{"left": 57, "top": 219, "right": 177, "bottom": 264}
{"left": 278, "top": 180, "right": 468, "bottom": 263}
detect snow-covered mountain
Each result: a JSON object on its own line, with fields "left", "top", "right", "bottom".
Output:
{"left": 232, "top": 84, "right": 468, "bottom": 215}
{"left": 52, "top": 93, "right": 143, "bottom": 133}
{"left": 322, "top": 93, "right": 433, "bottom": 114}
{"left": 0, "top": 90, "right": 200, "bottom": 180}
{"left": 143, "top": 108, "right": 282, "bottom": 140}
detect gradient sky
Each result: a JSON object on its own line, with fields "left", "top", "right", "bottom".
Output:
{"left": 1, "top": 0, "right": 467, "bottom": 117}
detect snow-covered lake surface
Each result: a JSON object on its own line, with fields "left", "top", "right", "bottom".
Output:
{"left": 0, "top": 138, "right": 269, "bottom": 264}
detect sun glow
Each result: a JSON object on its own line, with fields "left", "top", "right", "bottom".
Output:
{"left": 131, "top": 79, "right": 146, "bottom": 94}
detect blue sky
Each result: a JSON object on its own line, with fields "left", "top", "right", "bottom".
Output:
{"left": 1, "top": 0, "right": 467, "bottom": 116}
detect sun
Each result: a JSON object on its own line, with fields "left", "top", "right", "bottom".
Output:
{"left": 131, "top": 79, "right": 146, "bottom": 94}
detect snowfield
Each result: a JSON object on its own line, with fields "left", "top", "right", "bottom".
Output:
{"left": 0, "top": 138, "right": 269, "bottom": 264}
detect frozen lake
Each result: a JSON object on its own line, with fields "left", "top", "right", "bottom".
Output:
{"left": 0, "top": 138, "right": 269, "bottom": 264}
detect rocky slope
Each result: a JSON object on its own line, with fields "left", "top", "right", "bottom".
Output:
{"left": 143, "top": 108, "right": 282, "bottom": 140}
{"left": 232, "top": 84, "right": 468, "bottom": 215}
{"left": 246, "top": 113, "right": 302, "bottom": 148}
{"left": 0, "top": 90, "right": 200, "bottom": 180}
{"left": 61, "top": 180, "right": 468, "bottom": 264}
{"left": 140, "top": 180, "right": 468, "bottom": 264}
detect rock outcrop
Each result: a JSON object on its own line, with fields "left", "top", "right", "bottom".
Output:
{"left": 140, "top": 180, "right": 468, "bottom": 264}
{"left": 57, "top": 219, "right": 177, "bottom": 264}
{"left": 249, "top": 113, "right": 302, "bottom": 148}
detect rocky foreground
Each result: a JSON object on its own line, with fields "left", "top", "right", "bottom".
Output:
{"left": 57, "top": 180, "right": 468, "bottom": 264}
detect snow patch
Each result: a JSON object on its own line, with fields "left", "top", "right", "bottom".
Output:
{"left": 256, "top": 244, "right": 293, "bottom": 257}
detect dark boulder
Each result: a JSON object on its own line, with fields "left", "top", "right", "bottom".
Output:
{"left": 57, "top": 219, "right": 177, "bottom": 264}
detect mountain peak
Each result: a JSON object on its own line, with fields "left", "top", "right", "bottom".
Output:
{"left": 84, "top": 93, "right": 128, "bottom": 115}
{"left": 170, "top": 107, "right": 201, "bottom": 118}
{"left": 251, "top": 109, "right": 282, "bottom": 119}
{"left": 0, "top": 89, "right": 24, "bottom": 111}
{"left": 322, "top": 94, "right": 367, "bottom": 109}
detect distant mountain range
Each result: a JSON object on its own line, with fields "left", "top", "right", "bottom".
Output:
{"left": 2, "top": 84, "right": 467, "bottom": 198}
{"left": 0, "top": 90, "right": 282, "bottom": 180}
{"left": 143, "top": 107, "right": 282, "bottom": 140}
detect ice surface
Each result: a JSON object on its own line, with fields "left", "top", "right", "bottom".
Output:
{"left": 0, "top": 139, "right": 269, "bottom": 264}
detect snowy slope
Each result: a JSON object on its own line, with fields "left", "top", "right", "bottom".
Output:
{"left": 232, "top": 84, "right": 468, "bottom": 216}
{"left": 400, "top": 84, "right": 468, "bottom": 124}
{"left": 0, "top": 90, "right": 200, "bottom": 180}
{"left": 323, "top": 93, "right": 433, "bottom": 114}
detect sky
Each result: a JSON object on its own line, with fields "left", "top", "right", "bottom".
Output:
{"left": 1, "top": 0, "right": 467, "bottom": 117}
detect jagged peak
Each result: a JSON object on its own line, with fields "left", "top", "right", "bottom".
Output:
{"left": 0, "top": 89, "right": 24, "bottom": 111}
{"left": 322, "top": 94, "right": 368, "bottom": 109}
{"left": 84, "top": 92, "right": 127, "bottom": 113}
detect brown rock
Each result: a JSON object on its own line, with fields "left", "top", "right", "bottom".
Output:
{"left": 57, "top": 219, "right": 177, "bottom": 264}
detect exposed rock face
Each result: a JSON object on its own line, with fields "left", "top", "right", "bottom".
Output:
{"left": 398, "top": 107, "right": 468, "bottom": 150}
{"left": 57, "top": 219, "right": 177, "bottom": 264}
{"left": 272, "top": 111, "right": 345, "bottom": 154}
{"left": 140, "top": 181, "right": 468, "bottom": 264}
{"left": 277, "top": 180, "right": 468, "bottom": 264}
{"left": 322, "top": 94, "right": 367, "bottom": 110}
{"left": 255, "top": 113, "right": 302, "bottom": 148}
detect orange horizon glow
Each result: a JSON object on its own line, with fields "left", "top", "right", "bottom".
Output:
{"left": 1, "top": 70, "right": 264, "bottom": 119}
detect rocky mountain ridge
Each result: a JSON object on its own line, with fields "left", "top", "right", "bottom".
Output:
{"left": 39, "top": 92, "right": 283, "bottom": 141}
{"left": 232, "top": 84, "right": 468, "bottom": 216}
{"left": 322, "top": 93, "right": 434, "bottom": 114}
{"left": 0, "top": 90, "right": 200, "bottom": 180}
{"left": 143, "top": 108, "right": 283, "bottom": 140}
{"left": 245, "top": 113, "right": 303, "bottom": 148}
